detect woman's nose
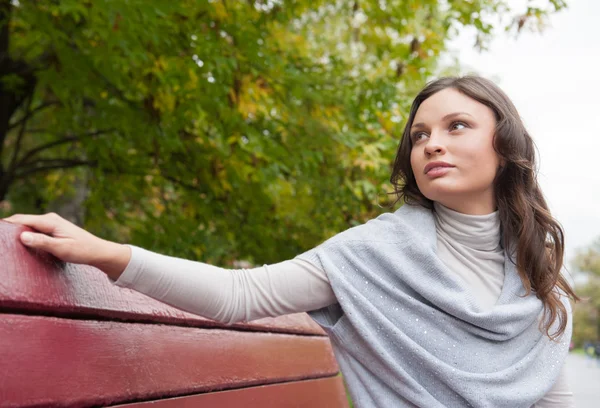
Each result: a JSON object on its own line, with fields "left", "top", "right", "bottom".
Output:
{"left": 424, "top": 134, "right": 446, "bottom": 156}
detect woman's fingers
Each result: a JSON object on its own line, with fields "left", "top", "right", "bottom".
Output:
{"left": 3, "top": 212, "right": 110, "bottom": 266}
{"left": 4, "top": 213, "right": 74, "bottom": 260}
{"left": 20, "top": 231, "right": 61, "bottom": 252}
{"left": 3, "top": 213, "right": 62, "bottom": 234}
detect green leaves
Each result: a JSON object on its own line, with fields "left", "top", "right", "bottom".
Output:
{"left": 572, "top": 239, "right": 600, "bottom": 346}
{"left": 1, "top": 0, "right": 566, "bottom": 265}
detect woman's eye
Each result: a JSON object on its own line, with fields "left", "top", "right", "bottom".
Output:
{"left": 450, "top": 121, "right": 467, "bottom": 131}
{"left": 412, "top": 132, "right": 428, "bottom": 142}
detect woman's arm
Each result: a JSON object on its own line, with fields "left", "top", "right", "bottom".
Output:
{"left": 113, "top": 245, "right": 337, "bottom": 324}
{"left": 532, "top": 362, "right": 574, "bottom": 408}
{"left": 3, "top": 212, "right": 337, "bottom": 324}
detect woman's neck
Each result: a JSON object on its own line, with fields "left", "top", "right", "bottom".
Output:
{"left": 433, "top": 202, "right": 501, "bottom": 251}
{"left": 434, "top": 193, "right": 496, "bottom": 215}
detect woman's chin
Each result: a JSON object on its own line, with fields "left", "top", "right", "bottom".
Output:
{"left": 419, "top": 183, "right": 464, "bottom": 202}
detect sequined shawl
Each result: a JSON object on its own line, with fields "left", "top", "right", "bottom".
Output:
{"left": 296, "top": 204, "right": 571, "bottom": 408}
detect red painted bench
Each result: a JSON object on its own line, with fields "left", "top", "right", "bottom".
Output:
{"left": 0, "top": 221, "right": 349, "bottom": 407}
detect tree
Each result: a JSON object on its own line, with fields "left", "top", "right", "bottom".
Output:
{"left": 571, "top": 239, "right": 600, "bottom": 347}
{"left": 0, "top": 0, "right": 567, "bottom": 264}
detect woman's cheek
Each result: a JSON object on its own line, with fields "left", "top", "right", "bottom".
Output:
{"left": 471, "top": 158, "right": 498, "bottom": 188}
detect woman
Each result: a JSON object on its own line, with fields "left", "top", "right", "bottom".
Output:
{"left": 4, "top": 76, "right": 578, "bottom": 407}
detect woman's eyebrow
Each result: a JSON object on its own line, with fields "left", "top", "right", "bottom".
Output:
{"left": 411, "top": 112, "right": 474, "bottom": 129}
{"left": 442, "top": 111, "right": 474, "bottom": 121}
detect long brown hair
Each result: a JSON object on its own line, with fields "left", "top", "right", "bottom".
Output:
{"left": 390, "top": 75, "right": 578, "bottom": 340}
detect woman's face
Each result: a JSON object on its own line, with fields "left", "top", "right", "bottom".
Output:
{"left": 409, "top": 88, "right": 500, "bottom": 215}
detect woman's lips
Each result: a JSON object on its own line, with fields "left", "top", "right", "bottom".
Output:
{"left": 424, "top": 162, "right": 455, "bottom": 178}
{"left": 425, "top": 166, "right": 453, "bottom": 178}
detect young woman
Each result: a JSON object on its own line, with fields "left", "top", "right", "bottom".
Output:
{"left": 4, "top": 76, "right": 578, "bottom": 407}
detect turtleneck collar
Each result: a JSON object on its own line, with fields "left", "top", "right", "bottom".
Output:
{"left": 433, "top": 202, "right": 501, "bottom": 251}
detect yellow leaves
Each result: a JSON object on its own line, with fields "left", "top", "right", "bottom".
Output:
{"left": 136, "top": 81, "right": 149, "bottom": 95}
{"left": 185, "top": 68, "right": 198, "bottom": 91}
{"left": 237, "top": 74, "right": 273, "bottom": 118}
{"left": 140, "top": 56, "right": 200, "bottom": 114}
{"left": 228, "top": 87, "right": 238, "bottom": 105}
{"left": 353, "top": 143, "right": 386, "bottom": 171}
{"left": 269, "top": 178, "right": 292, "bottom": 204}
{"left": 41, "top": 170, "right": 78, "bottom": 200}
{"left": 149, "top": 196, "right": 165, "bottom": 216}
{"left": 353, "top": 157, "right": 371, "bottom": 171}
{"left": 322, "top": 106, "right": 341, "bottom": 119}
{"left": 153, "top": 88, "right": 176, "bottom": 113}
{"left": 154, "top": 56, "right": 169, "bottom": 71}
{"left": 220, "top": 178, "right": 233, "bottom": 192}
{"left": 147, "top": 183, "right": 181, "bottom": 218}
{"left": 238, "top": 97, "right": 257, "bottom": 118}
{"left": 375, "top": 110, "right": 401, "bottom": 137}
{"left": 226, "top": 134, "right": 240, "bottom": 145}
{"left": 315, "top": 106, "right": 342, "bottom": 124}
{"left": 46, "top": 171, "right": 61, "bottom": 185}
{"left": 270, "top": 25, "right": 308, "bottom": 54}
{"left": 212, "top": 2, "right": 229, "bottom": 20}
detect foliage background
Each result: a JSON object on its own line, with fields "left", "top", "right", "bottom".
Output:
{"left": 571, "top": 239, "right": 600, "bottom": 347}
{"left": 0, "top": 0, "right": 566, "bottom": 266}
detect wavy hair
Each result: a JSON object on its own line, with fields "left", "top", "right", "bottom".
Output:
{"left": 390, "top": 75, "right": 578, "bottom": 340}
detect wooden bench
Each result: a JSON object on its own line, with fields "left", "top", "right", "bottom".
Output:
{"left": 0, "top": 221, "right": 349, "bottom": 407}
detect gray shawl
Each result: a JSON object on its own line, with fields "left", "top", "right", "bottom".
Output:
{"left": 296, "top": 204, "right": 571, "bottom": 407}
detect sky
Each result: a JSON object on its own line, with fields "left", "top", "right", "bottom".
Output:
{"left": 447, "top": 0, "right": 600, "bottom": 267}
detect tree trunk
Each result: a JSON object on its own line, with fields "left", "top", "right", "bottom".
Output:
{"left": 0, "top": 167, "right": 8, "bottom": 201}
{"left": 46, "top": 170, "right": 90, "bottom": 226}
{"left": 0, "top": 0, "right": 13, "bottom": 160}
{"left": 0, "top": 1, "right": 38, "bottom": 205}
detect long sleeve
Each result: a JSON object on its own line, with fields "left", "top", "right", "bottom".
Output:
{"left": 112, "top": 245, "right": 337, "bottom": 325}
{"left": 532, "top": 362, "right": 574, "bottom": 408}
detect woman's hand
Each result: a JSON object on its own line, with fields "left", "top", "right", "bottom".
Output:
{"left": 2, "top": 212, "right": 131, "bottom": 280}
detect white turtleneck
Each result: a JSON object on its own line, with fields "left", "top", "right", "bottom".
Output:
{"left": 112, "top": 203, "right": 572, "bottom": 407}
{"left": 433, "top": 202, "right": 505, "bottom": 309}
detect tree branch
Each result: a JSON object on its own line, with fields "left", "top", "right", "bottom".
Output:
{"left": 15, "top": 128, "right": 115, "bottom": 168}
{"left": 7, "top": 93, "right": 33, "bottom": 173}
{"left": 161, "top": 172, "right": 203, "bottom": 192}
{"left": 0, "top": 0, "right": 9, "bottom": 62}
{"left": 0, "top": 1, "right": 13, "bottom": 164}
{"left": 15, "top": 159, "right": 97, "bottom": 179}
{"left": 7, "top": 101, "right": 58, "bottom": 132}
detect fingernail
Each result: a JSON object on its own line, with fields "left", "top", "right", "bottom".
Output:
{"left": 21, "top": 232, "right": 33, "bottom": 244}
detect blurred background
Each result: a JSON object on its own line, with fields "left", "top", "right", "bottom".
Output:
{"left": 1, "top": 0, "right": 598, "bottom": 405}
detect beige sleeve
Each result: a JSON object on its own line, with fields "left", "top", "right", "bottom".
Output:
{"left": 532, "top": 362, "right": 574, "bottom": 408}
{"left": 112, "top": 245, "right": 337, "bottom": 325}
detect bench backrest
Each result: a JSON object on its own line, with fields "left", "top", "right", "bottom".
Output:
{"left": 0, "top": 221, "right": 349, "bottom": 407}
